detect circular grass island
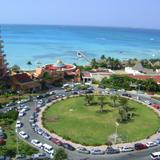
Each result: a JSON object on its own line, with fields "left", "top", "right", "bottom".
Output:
{"left": 43, "top": 96, "right": 160, "bottom": 146}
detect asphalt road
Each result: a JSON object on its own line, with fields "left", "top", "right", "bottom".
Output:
{"left": 1, "top": 88, "right": 160, "bottom": 160}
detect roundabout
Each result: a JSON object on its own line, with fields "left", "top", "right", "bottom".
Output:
{"left": 42, "top": 95, "right": 160, "bottom": 147}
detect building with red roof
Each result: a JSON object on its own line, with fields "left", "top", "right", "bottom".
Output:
{"left": 11, "top": 73, "right": 41, "bottom": 91}
{"left": 128, "top": 75, "right": 160, "bottom": 85}
{"left": 35, "top": 59, "right": 80, "bottom": 83}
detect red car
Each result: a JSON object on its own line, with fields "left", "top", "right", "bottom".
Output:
{"left": 134, "top": 143, "right": 148, "bottom": 150}
{"left": 51, "top": 138, "right": 62, "bottom": 146}
{"left": 35, "top": 107, "right": 41, "bottom": 112}
{"left": 0, "top": 138, "right": 5, "bottom": 145}
{"left": 152, "top": 104, "right": 160, "bottom": 110}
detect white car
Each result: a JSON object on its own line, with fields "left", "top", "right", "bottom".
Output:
{"left": 120, "top": 146, "right": 134, "bottom": 152}
{"left": 76, "top": 147, "right": 90, "bottom": 154}
{"left": 18, "top": 112, "right": 25, "bottom": 117}
{"left": 144, "top": 100, "right": 152, "bottom": 105}
{"left": 146, "top": 141, "right": 158, "bottom": 148}
{"left": 90, "top": 148, "right": 105, "bottom": 155}
{"left": 16, "top": 120, "right": 22, "bottom": 128}
{"left": 150, "top": 151, "right": 160, "bottom": 160}
{"left": 23, "top": 105, "right": 30, "bottom": 111}
{"left": 31, "top": 139, "right": 43, "bottom": 148}
{"left": 42, "top": 143, "right": 54, "bottom": 154}
{"left": 19, "top": 131, "right": 29, "bottom": 139}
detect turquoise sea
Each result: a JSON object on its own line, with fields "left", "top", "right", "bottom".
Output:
{"left": 1, "top": 25, "right": 160, "bottom": 69}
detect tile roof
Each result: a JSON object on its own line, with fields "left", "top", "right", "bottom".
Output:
{"left": 128, "top": 75, "right": 160, "bottom": 83}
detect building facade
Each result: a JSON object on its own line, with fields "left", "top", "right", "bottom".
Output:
{"left": 0, "top": 35, "right": 8, "bottom": 82}
{"left": 35, "top": 59, "right": 81, "bottom": 83}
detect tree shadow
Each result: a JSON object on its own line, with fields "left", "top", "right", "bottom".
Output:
{"left": 96, "top": 109, "right": 112, "bottom": 114}
{"left": 128, "top": 107, "right": 137, "bottom": 112}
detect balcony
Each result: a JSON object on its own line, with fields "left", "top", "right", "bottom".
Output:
{"left": 0, "top": 40, "right": 4, "bottom": 44}
{"left": 0, "top": 49, "right": 4, "bottom": 53}
{"left": 0, "top": 45, "right": 3, "bottom": 49}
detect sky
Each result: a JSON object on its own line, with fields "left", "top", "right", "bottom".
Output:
{"left": 0, "top": 0, "right": 160, "bottom": 29}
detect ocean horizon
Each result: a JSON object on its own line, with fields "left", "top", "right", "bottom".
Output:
{"left": 1, "top": 24, "right": 160, "bottom": 70}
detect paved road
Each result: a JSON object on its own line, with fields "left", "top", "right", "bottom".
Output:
{"left": 1, "top": 88, "right": 160, "bottom": 159}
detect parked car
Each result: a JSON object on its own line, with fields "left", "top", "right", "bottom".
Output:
{"left": 23, "top": 105, "right": 30, "bottom": 111}
{"left": 155, "top": 138, "right": 160, "bottom": 145}
{"left": 32, "top": 112, "right": 38, "bottom": 118}
{"left": 31, "top": 139, "right": 43, "bottom": 148}
{"left": 90, "top": 148, "right": 105, "bottom": 155}
{"left": 51, "top": 138, "right": 62, "bottom": 146}
{"left": 42, "top": 143, "right": 54, "bottom": 154}
{"left": 42, "top": 132, "right": 51, "bottom": 140}
{"left": 146, "top": 141, "right": 158, "bottom": 148}
{"left": 62, "top": 143, "right": 75, "bottom": 151}
{"left": 0, "top": 137, "right": 5, "bottom": 145}
{"left": 31, "top": 123, "right": 37, "bottom": 129}
{"left": 19, "top": 131, "right": 29, "bottom": 139}
{"left": 18, "top": 111, "right": 25, "bottom": 117}
{"left": 120, "top": 146, "right": 134, "bottom": 152}
{"left": 37, "top": 128, "right": 44, "bottom": 135}
{"left": 144, "top": 100, "right": 152, "bottom": 105}
{"left": 0, "top": 132, "right": 4, "bottom": 139}
{"left": 29, "top": 116, "right": 36, "bottom": 123}
{"left": 36, "top": 95, "right": 44, "bottom": 99}
{"left": 85, "top": 90, "right": 93, "bottom": 94}
{"left": 32, "top": 153, "right": 49, "bottom": 160}
{"left": 0, "top": 156, "right": 10, "bottom": 160}
{"left": 15, "top": 154, "right": 30, "bottom": 160}
{"left": 76, "top": 147, "right": 90, "bottom": 154}
{"left": 150, "top": 151, "right": 160, "bottom": 160}
{"left": 152, "top": 104, "right": 160, "bottom": 110}
{"left": 72, "top": 91, "right": 79, "bottom": 95}
{"left": 134, "top": 143, "right": 148, "bottom": 150}
{"left": 35, "top": 107, "right": 41, "bottom": 113}
{"left": 122, "top": 93, "right": 131, "bottom": 97}
{"left": 106, "top": 146, "right": 120, "bottom": 154}
{"left": 16, "top": 120, "right": 22, "bottom": 128}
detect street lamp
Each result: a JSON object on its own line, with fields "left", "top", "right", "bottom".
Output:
{"left": 114, "top": 122, "right": 119, "bottom": 144}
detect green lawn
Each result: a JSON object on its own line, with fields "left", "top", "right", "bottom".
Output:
{"left": 43, "top": 96, "right": 160, "bottom": 146}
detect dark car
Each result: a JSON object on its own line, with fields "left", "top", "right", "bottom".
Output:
{"left": 106, "top": 146, "right": 120, "bottom": 154}
{"left": 36, "top": 95, "right": 44, "bottom": 99}
{"left": 122, "top": 93, "right": 131, "bottom": 97}
{"left": 72, "top": 91, "right": 79, "bottom": 95}
{"left": 62, "top": 143, "right": 75, "bottom": 151}
{"left": 35, "top": 107, "right": 41, "bottom": 113}
{"left": 51, "top": 138, "right": 62, "bottom": 146}
{"left": 85, "top": 90, "right": 93, "bottom": 94}
{"left": 134, "top": 143, "right": 148, "bottom": 150}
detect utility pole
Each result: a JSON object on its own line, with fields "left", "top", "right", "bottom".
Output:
{"left": 16, "top": 133, "right": 19, "bottom": 155}
{"left": 114, "top": 122, "right": 119, "bottom": 144}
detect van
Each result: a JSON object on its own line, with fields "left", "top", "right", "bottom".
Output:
{"left": 42, "top": 143, "right": 54, "bottom": 154}
{"left": 151, "top": 152, "right": 160, "bottom": 160}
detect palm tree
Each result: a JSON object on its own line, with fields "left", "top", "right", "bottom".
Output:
{"left": 27, "top": 61, "right": 32, "bottom": 71}
{"left": 90, "top": 58, "right": 98, "bottom": 69}
{"left": 85, "top": 94, "right": 94, "bottom": 105}
{"left": 100, "top": 54, "right": 106, "bottom": 60}
{"left": 98, "top": 95, "right": 105, "bottom": 112}
{"left": 111, "top": 95, "right": 118, "bottom": 107}
{"left": 119, "top": 97, "right": 129, "bottom": 113}
{"left": 118, "top": 107, "right": 127, "bottom": 122}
